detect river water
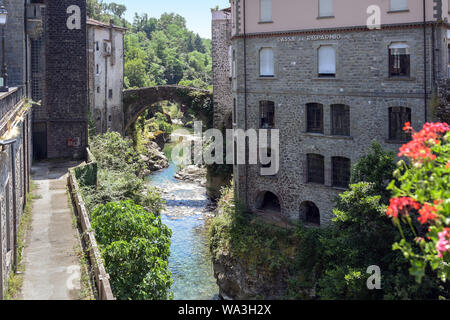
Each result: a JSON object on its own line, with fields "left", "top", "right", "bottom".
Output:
{"left": 146, "top": 142, "right": 219, "bottom": 300}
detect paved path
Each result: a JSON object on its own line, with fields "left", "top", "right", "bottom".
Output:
{"left": 21, "top": 161, "right": 82, "bottom": 300}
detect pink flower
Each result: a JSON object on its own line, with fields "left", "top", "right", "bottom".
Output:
{"left": 436, "top": 228, "right": 450, "bottom": 258}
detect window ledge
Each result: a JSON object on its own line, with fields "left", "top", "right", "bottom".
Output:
{"left": 385, "top": 77, "right": 416, "bottom": 81}
{"left": 317, "top": 15, "right": 335, "bottom": 19}
{"left": 258, "top": 76, "right": 277, "bottom": 80}
{"left": 303, "top": 133, "right": 354, "bottom": 141}
{"left": 258, "top": 20, "right": 273, "bottom": 24}
{"left": 306, "top": 182, "right": 348, "bottom": 191}
{"left": 312, "top": 77, "right": 341, "bottom": 81}
{"left": 385, "top": 139, "right": 408, "bottom": 145}
{"left": 387, "top": 9, "right": 410, "bottom": 14}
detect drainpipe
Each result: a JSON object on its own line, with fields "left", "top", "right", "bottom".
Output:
{"left": 24, "top": 0, "right": 29, "bottom": 96}
{"left": 0, "top": 139, "right": 18, "bottom": 272}
{"left": 423, "top": 0, "right": 428, "bottom": 122}
{"left": 243, "top": 0, "right": 248, "bottom": 207}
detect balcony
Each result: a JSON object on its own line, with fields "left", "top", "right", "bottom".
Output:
{"left": 0, "top": 86, "right": 24, "bottom": 120}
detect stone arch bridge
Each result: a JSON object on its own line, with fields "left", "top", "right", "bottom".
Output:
{"left": 122, "top": 85, "right": 213, "bottom": 132}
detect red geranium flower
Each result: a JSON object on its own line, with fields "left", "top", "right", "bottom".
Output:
{"left": 387, "top": 197, "right": 421, "bottom": 218}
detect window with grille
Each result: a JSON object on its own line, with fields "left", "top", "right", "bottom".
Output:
{"left": 389, "top": 107, "right": 411, "bottom": 141}
{"left": 260, "top": 101, "right": 275, "bottom": 128}
{"left": 332, "top": 157, "right": 351, "bottom": 188}
{"left": 389, "top": 43, "right": 410, "bottom": 77}
{"left": 307, "top": 154, "right": 325, "bottom": 184}
{"left": 259, "top": 48, "right": 274, "bottom": 77}
{"left": 307, "top": 103, "right": 323, "bottom": 133}
{"left": 331, "top": 104, "right": 350, "bottom": 136}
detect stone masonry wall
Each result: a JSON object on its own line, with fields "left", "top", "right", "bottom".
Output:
{"left": 212, "top": 9, "right": 233, "bottom": 130}
{"left": 42, "top": 0, "right": 88, "bottom": 159}
{"left": 233, "top": 25, "right": 437, "bottom": 226}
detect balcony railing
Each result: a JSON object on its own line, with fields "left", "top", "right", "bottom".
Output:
{"left": 0, "top": 87, "right": 25, "bottom": 120}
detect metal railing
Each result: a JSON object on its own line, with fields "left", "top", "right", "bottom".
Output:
{"left": 0, "top": 86, "right": 24, "bottom": 120}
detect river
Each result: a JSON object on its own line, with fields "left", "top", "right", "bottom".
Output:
{"left": 146, "top": 140, "right": 219, "bottom": 300}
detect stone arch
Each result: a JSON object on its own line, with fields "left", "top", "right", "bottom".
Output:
{"left": 122, "top": 85, "right": 212, "bottom": 132}
{"left": 255, "top": 190, "right": 281, "bottom": 213}
{"left": 300, "top": 201, "right": 321, "bottom": 226}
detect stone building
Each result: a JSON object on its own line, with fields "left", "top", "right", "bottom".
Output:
{"left": 0, "top": 0, "right": 32, "bottom": 299}
{"left": 87, "top": 19, "right": 126, "bottom": 134}
{"left": 31, "top": 0, "right": 88, "bottom": 160}
{"left": 218, "top": 0, "right": 450, "bottom": 226}
{"left": 212, "top": 8, "right": 233, "bottom": 130}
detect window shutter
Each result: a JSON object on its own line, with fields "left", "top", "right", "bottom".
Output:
{"left": 261, "top": 0, "right": 272, "bottom": 22}
{"left": 319, "top": 0, "right": 334, "bottom": 17}
{"left": 390, "top": 0, "right": 408, "bottom": 11}
{"left": 318, "top": 46, "right": 336, "bottom": 75}
{"left": 260, "top": 48, "right": 274, "bottom": 76}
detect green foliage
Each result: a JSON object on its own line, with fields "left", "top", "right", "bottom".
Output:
{"left": 92, "top": 201, "right": 172, "bottom": 300}
{"left": 351, "top": 142, "right": 397, "bottom": 203}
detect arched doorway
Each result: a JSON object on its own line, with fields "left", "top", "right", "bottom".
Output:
{"left": 255, "top": 191, "right": 281, "bottom": 213}
{"left": 300, "top": 201, "right": 320, "bottom": 226}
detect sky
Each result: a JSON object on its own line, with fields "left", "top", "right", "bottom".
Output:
{"left": 104, "top": 0, "right": 231, "bottom": 38}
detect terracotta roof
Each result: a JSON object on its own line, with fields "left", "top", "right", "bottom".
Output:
{"left": 87, "top": 18, "right": 127, "bottom": 31}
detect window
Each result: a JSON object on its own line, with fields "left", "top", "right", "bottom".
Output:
{"left": 260, "top": 101, "right": 275, "bottom": 128}
{"left": 96, "top": 64, "right": 99, "bottom": 74}
{"left": 233, "top": 98, "right": 237, "bottom": 124}
{"left": 318, "top": 46, "right": 336, "bottom": 77}
{"left": 390, "top": 0, "right": 408, "bottom": 11}
{"left": 260, "top": 0, "right": 272, "bottom": 22}
{"left": 108, "top": 89, "right": 113, "bottom": 99}
{"left": 97, "top": 86, "right": 100, "bottom": 93}
{"left": 389, "top": 107, "right": 411, "bottom": 141}
{"left": 300, "top": 201, "right": 321, "bottom": 226}
{"left": 259, "top": 48, "right": 274, "bottom": 77}
{"left": 307, "top": 103, "right": 323, "bottom": 133}
{"left": 95, "top": 41, "right": 99, "bottom": 51}
{"left": 232, "top": 49, "right": 236, "bottom": 78}
{"left": 389, "top": 43, "right": 410, "bottom": 77}
{"left": 331, "top": 104, "right": 350, "bottom": 136}
{"left": 332, "top": 157, "right": 351, "bottom": 188}
{"left": 307, "top": 154, "right": 325, "bottom": 184}
{"left": 319, "top": 0, "right": 334, "bottom": 17}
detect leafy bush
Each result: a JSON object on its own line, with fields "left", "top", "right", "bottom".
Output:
{"left": 92, "top": 200, "right": 173, "bottom": 300}
{"left": 387, "top": 122, "right": 450, "bottom": 283}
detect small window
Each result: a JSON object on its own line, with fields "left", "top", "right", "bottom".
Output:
{"left": 96, "top": 64, "right": 99, "bottom": 74}
{"left": 233, "top": 98, "right": 237, "bottom": 124}
{"left": 260, "top": 101, "right": 275, "bottom": 128}
{"left": 260, "top": 0, "right": 272, "bottom": 22}
{"left": 95, "top": 41, "right": 99, "bottom": 51}
{"left": 331, "top": 104, "right": 350, "bottom": 136}
{"left": 307, "top": 103, "right": 324, "bottom": 134}
{"left": 389, "top": 107, "right": 411, "bottom": 141}
{"left": 259, "top": 48, "right": 274, "bottom": 77}
{"left": 389, "top": 43, "right": 410, "bottom": 77}
{"left": 97, "top": 87, "right": 100, "bottom": 93}
{"left": 318, "top": 45, "right": 336, "bottom": 77}
{"left": 232, "top": 49, "right": 236, "bottom": 78}
{"left": 307, "top": 154, "right": 325, "bottom": 184}
{"left": 108, "top": 89, "right": 113, "bottom": 99}
{"left": 332, "top": 157, "right": 351, "bottom": 188}
{"left": 390, "top": 0, "right": 408, "bottom": 11}
{"left": 319, "top": 0, "right": 334, "bottom": 17}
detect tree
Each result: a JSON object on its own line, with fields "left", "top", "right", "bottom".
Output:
{"left": 92, "top": 200, "right": 173, "bottom": 300}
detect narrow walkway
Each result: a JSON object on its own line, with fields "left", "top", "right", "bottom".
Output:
{"left": 21, "top": 161, "right": 83, "bottom": 300}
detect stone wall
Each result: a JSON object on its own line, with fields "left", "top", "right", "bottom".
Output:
{"left": 33, "top": 0, "right": 88, "bottom": 160}
{"left": 212, "top": 9, "right": 233, "bottom": 130}
{"left": 232, "top": 25, "right": 439, "bottom": 225}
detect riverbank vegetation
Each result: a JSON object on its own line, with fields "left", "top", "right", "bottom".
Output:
{"left": 210, "top": 142, "right": 449, "bottom": 300}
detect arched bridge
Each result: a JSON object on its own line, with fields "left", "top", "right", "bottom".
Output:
{"left": 123, "top": 85, "right": 212, "bottom": 132}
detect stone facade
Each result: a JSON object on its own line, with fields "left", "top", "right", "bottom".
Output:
{"left": 212, "top": 9, "right": 233, "bottom": 130}
{"left": 32, "top": 0, "right": 88, "bottom": 160}
{"left": 226, "top": 1, "right": 449, "bottom": 226}
{"left": 87, "top": 19, "right": 126, "bottom": 134}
